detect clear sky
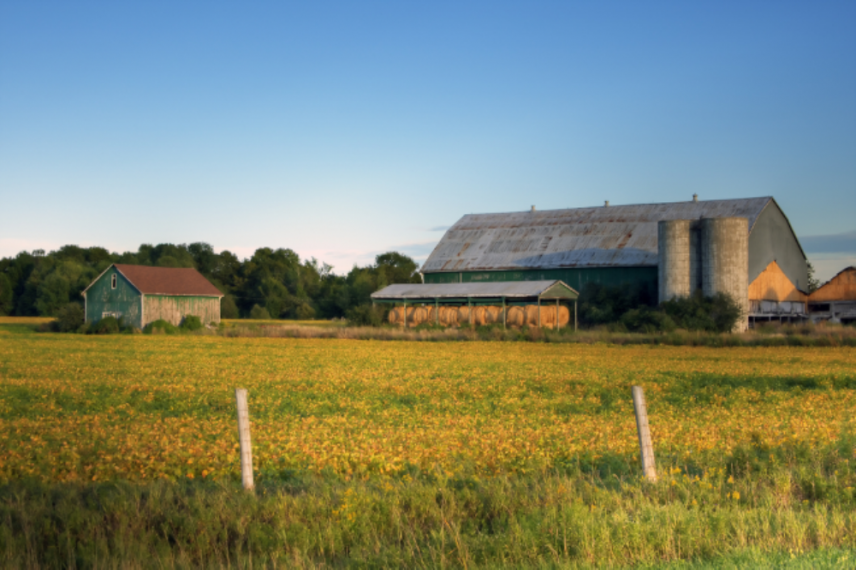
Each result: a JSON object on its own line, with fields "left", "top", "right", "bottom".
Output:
{"left": 1, "top": 1, "right": 854, "bottom": 281}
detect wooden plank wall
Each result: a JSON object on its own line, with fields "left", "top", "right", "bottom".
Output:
{"left": 143, "top": 295, "right": 220, "bottom": 328}
{"left": 809, "top": 268, "right": 856, "bottom": 302}
{"left": 748, "top": 261, "right": 807, "bottom": 302}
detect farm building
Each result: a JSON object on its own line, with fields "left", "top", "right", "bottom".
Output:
{"left": 82, "top": 264, "right": 223, "bottom": 329}
{"left": 808, "top": 267, "right": 856, "bottom": 324}
{"left": 421, "top": 197, "right": 809, "bottom": 331}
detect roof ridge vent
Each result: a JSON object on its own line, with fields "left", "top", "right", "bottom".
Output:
{"left": 604, "top": 200, "right": 610, "bottom": 207}
{"left": 693, "top": 194, "right": 699, "bottom": 202}
{"left": 531, "top": 205, "right": 536, "bottom": 212}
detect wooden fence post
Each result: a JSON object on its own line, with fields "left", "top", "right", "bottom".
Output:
{"left": 235, "top": 388, "right": 254, "bottom": 491}
{"left": 631, "top": 386, "right": 657, "bottom": 482}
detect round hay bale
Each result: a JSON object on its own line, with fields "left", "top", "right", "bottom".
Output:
{"left": 558, "top": 305, "right": 570, "bottom": 327}
{"left": 506, "top": 306, "right": 525, "bottom": 327}
{"left": 458, "top": 306, "right": 471, "bottom": 325}
{"left": 540, "top": 306, "right": 557, "bottom": 329}
{"left": 388, "top": 307, "right": 402, "bottom": 324}
{"left": 472, "top": 306, "right": 488, "bottom": 326}
{"left": 440, "top": 306, "right": 458, "bottom": 326}
{"left": 524, "top": 305, "right": 540, "bottom": 327}
{"left": 485, "top": 306, "right": 502, "bottom": 324}
{"left": 410, "top": 306, "right": 428, "bottom": 326}
{"left": 425, "top": 306, "right": 439, "bottom": 325}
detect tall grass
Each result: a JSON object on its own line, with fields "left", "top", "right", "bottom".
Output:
{"left": 2, "top": 438, "right": 854, "bottom": 568}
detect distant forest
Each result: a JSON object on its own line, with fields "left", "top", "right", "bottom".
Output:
{"left": 0, "top": 243, "right": 421, "bottom": 319}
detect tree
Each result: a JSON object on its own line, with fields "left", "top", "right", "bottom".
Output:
{"left": 806, "top": 261, "right": 820, "bottom": 293}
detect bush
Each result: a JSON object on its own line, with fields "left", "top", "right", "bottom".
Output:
{"left": 295, "top": 302, "right": 316, "bottom": 320}
{"left": 180, "top": 315, "right": 203, "bottom": 331}
{"left": 661, "top": 291, "right": 742, "bottom": 333}
{"left": 220, "top": 296, "right": 239, "bottom": 319}
{"left": 578, "top": 282, "right": 655, "bottom": 327}
{"left": 144, "top": 319, "right": 178, "bottom": 334}
{"left": 620, "top": 306, "right": 676, "bottom": 333}
{"left": 249, "top": 304, "right": 271, "bottom": 320}
{"left": 55, "top": 303, "right": 85, "bottom": 333}
{"left": 92, "top": 316, "right": 120, "bottom": 334}
{"left": 345, "top": 304, "right": 387, "bottom": 327}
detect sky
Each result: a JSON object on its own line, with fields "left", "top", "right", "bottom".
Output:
{"left": 1, "top": 1, "right": 854, "bottom": 281}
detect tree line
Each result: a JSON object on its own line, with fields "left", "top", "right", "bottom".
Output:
{"left": 0, "top": 243, "right": 420, "bottom": 320}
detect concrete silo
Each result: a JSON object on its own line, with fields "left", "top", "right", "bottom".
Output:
{"left": 658, "top": 219, "right": 692, "bottom": 303}
{"left": 701, "top": 217, "right": 749, "bottom": 332}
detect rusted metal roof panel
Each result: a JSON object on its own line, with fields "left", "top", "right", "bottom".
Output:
{"left": 371, "top": 280, "right": 578, "bottom": 300}
{"left": 422, "top": 197, "right": 772, "bottom": 272}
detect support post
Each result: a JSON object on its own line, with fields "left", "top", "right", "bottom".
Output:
{"left": 574, "top": 301, "right": 578, "bottom": 332}
{"left": 502, "top": 297, "right": 506, "bottom": 330}
{"left": 435, "top": 298, "right": 439, "bottom": 325}
{"left": 631, "top": 386, "right": 657, "bottom": 482}
{"left": 403, "top": 301, "right": 407, "bottom": 328}
{"left": 537, "top": 297, "right": 541, "bottom": 328}
{"left": 468, "top": 297, "right": 472, "bottom": 326}
{"left": 235, "top": 388, "right": 254, "bottom": 491}
{"left": 556, "top": 299, "right": 560, "bottom": 330}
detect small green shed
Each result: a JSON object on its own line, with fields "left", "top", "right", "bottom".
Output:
{"left": 82, "top": 264, "right": 223, "bottom": 329}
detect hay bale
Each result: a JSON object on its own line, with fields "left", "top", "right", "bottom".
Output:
{"left": 441, "top": 306, "right": 458, "bottom": 326}
{"left": 388, "top": 307, "right": 401, "bottom": 324}
{"left": 425, "top": 306, "right": 440, "bottom": 325}
{"left": 558, "top": 305, "right": 570, "bottom": 327}
{"left": 524, "top": 305, "right": 540, "bottom": 327}
{"left": 506, "top": 306, "right": 525, "bottom": 327}
{"left": 410, "top": 306, "right": 428, "bottom": 326}
{"left": 540, "top": 306, "right": 557, "bottom": 329}
{"left": 458, "top": 306, "right": 471, "bottom": 325}
{"left": 485, "top": 306, "right": 502, "bottom": 324}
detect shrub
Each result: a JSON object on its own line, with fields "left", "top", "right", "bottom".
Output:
{"left": 92, "top": 316, "right": 120, "bottom": 334}
{"left": 620, "top": 306, "right": 677, "bottom": 333}
{"left": 578, "top": 282, "right": 654, "bottom": 327}
{"left": 249, "top": 304, "right": 271, "bottom": 320}
{"left": 144, "top": 319, "right": 178, "bottom": 335}
{"left": 55, "top": 303, "right": 85, "bottom": 333}
{"left": 661, "top": 291, "right": 742, "bottom": 333}
{"left": 180, "top": 315, "right": 203, "bottom": 331}
{"left": 220, "top": 296, "right": 239, "bottom": 319}
{"left": 345, "top": 304, "right": 386, "bottom": 327}
{"left": 295, "top": 302, "right": 316, "bottom": 320}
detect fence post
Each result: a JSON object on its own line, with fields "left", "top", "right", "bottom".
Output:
{"left": 235, "top": 388, "right": 254, "bottom": 491}
{"left": 631, "top": 386, "right": 657, "bottom": 482}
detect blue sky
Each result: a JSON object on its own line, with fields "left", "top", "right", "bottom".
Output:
{"left": 1, "top": 1, "right": 854, "bottom": 281}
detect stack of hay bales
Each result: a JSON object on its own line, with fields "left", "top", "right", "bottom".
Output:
{"left": 387, "top": 303, "right": 571, "bottom": 328}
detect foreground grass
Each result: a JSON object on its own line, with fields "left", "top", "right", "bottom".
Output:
{"left": 2, "top": 442, "right": 855, "bottom": 569}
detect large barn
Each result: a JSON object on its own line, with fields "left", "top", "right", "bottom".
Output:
{"left": 82, "top": 264, "right": 223, "bottom": 329}
{"left": 422, "top": 196, "right": 809, "bottom": 331}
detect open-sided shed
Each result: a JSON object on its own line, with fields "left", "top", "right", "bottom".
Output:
{"left": 371, "top": 280, "right": 579, "bottom": 329}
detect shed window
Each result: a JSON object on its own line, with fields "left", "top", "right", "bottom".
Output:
{"left": 111, "top": 274, "right": 117, "bottom": 289}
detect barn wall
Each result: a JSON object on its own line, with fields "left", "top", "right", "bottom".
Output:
{"left": 749, "top": 261, "right": 807, "bottom": 302}
{"left": 809, "top": 268, "right": 856, "bottom": 302}
{"left": 84, "top": 267, "right": 142, "bottom": 328}
{"left": 424, "top": 266, "right": 657, "bottom": 299}
{"left": 748, "top": 202, "right": 808, "bottom": 290}
{"left": 143, "top": 295, "right": 220, "bottom": 328}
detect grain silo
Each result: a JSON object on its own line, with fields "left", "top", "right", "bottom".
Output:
{"left": 657, "top": 219, "right": 692, "bottom": 302}
{"left": 701, "top": 217, "right": 749, "bottom": 331}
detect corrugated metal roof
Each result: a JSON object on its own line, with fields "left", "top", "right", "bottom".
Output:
{"left": 371, "top": 280, "right": 578, "bottom": 300}
{"left": 422, "top": 197, "right": 773, "bottom": 273}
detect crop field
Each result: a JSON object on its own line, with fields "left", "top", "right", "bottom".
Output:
{"left": 1, "top": 320, "right": 855, "bottom": 568}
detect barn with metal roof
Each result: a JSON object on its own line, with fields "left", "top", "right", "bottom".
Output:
{"left": 422, "top": 196, "right": 809, "bottom": 331}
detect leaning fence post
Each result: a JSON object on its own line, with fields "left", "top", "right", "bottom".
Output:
{"left": 235, "top": 388, "right": 254, "bottom": 491}
{"left": 631, "top": 386, "right": 657, "bottom": 482}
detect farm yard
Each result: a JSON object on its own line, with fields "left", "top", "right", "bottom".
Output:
{"left": 1, "top": 319, "right": 855, "bottom": 567}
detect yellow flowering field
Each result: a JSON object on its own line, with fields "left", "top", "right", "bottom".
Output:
{"left": 0, "top": 329, "right": 854, "bottom": 483}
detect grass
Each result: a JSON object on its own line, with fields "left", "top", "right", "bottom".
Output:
{"left": 0, "top": 318, "right": 854, "bottom": 567}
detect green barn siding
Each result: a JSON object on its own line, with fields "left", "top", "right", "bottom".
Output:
{"left": 84, "top": 268, "right": 143, "bottom": 328}
{"left": 143, "top": 295, "right": 220, "bottom": 328}
{"left": 424, "top": 266, "right": 658, "bottom": 297}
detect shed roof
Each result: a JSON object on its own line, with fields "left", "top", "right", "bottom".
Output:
{"left": 808, "top": 266, "right": 856, "bottom": 303}
{"left": 422, "top": 197, "right": 776, "bottom": 273}
{"left": 83, "top": 264, "right": 223, "bottom": 297}
{"left": 371, "top": 280, "right": 578, "bottom": 301}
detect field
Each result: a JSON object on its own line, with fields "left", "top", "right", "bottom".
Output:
{"left": 1, "top": 319, "right": 855, "bottom": 567}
